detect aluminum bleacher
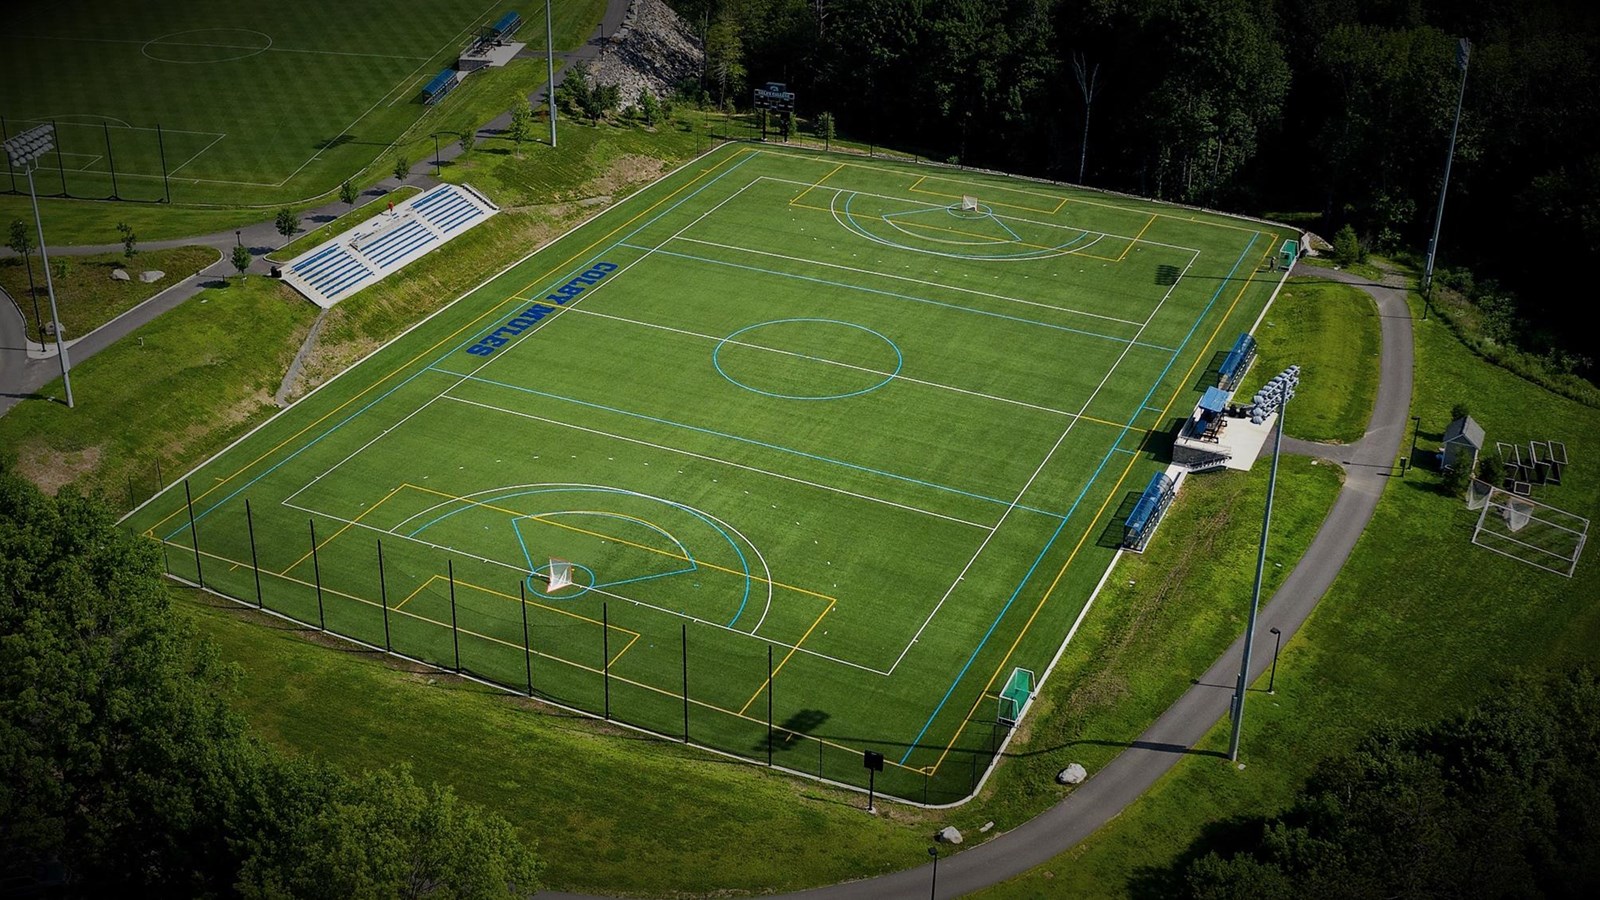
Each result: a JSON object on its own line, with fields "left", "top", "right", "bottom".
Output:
{"left": 280, "top": 183, "right": 498, "bottom": 309}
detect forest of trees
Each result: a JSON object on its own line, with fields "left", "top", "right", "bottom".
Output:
{"left": 0, "top": 470, "right": 541, "bottom": 897}
{"left": 1165, "top": 669, "right": 1600, "bottom": 898}
{"left": 670, "top": 0, "right": 1600, "bottom": 380}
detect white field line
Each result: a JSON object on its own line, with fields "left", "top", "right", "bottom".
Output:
{"left": 563, "top": 306, "right": 1080, "bottom": 419}
{"left": 440, "top": 393, "right": 994, "bottom": 530}
{"left": 166, "top": 131, "right": 228, "bottom": 178}
{"left": 675, "top": 234, "right": 1146, "bottom": 329}
{"left": 884, "top": 243, "right": 1201, "bottom": 675}
{"left": 278, "top": 495, "right": 888, "bottom": 676}
{"left": 764, "top": 174, "right": 1200, "bottom": 255}
{"left": 280, "top": 392, "right": 448, "bottom": 508}
{"left": 281, "top": 162, "right": 760, "bottom": 512}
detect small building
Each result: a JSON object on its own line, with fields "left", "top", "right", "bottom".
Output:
{"left": 1441, "top": 415, "right": 1485, "bottom": 472}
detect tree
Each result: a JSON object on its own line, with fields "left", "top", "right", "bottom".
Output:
{"left": 638, "top": 89, "right": 661, "bottom": 127}
{"left": 339, "top": 179, "right": 358, "bottom": 209}
{"left": 555, "top": 64, "right": 592, "bottom": 119}
{"left": 231, "top": 244, "right": 252, "bottom": 279}
{"left": 392, "top": 154, "right": 410, "bottom": 181}
{"left": 1070, "top": 51, "right": 1101, "bottom": 184}
{"left": 1332, "top": 224, "right": 1365, "bottom": 265}
{"left": 814, "top": 111, "right": 835, "bottom": 149}
{"left": 116, "top": 221, "right": 137, "bottom": 259}
{"left": 507, "top": 101, "right": 532, "bottom": 157}
{"left": 461, "top": 129, "right": 476, "bottom": 156}
{"left": 7, "top": 219, "right": 43, "bottom": 344}
{"left": 705, "top": 13, "right": 746, "bottom": 109}
{"left": 274, "top": 208, "right": 300, "bottom": 243}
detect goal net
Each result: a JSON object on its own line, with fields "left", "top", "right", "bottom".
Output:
{"left": 1471, "top": 487, "right": 1589, "bottom": 577}
{"left": 961, "top": 195, "right": 980, "bottom": 212}
{"left": 547, "top": 558, "right": 574, "bottom": 591}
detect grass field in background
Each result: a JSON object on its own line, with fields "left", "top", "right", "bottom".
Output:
{"left": 125, "top": 144, "right": 1294, "bottom": 804}
{"left": 0, "top": 0, "right": 601, "bottom": 207}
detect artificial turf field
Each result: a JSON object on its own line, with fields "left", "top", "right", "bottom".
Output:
{"left": 0, "top": 0, "right": 549, "bottom": 203}
{"left": 126, "top": 144, "right": 1294, "bottom": 804}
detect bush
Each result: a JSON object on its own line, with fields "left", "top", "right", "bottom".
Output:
{"left": 1332, "top": 224, "right": 1366, "bottom": 265}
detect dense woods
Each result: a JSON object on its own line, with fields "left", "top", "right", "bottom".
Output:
{"left": 0, "top": 470, "right": 541, "bottom": 897}
{"left": 670, "top": 0, "right": 1600, "bottom": 379}
{"left": 1167, "top": 669, "right": 1600, "bottom": 898}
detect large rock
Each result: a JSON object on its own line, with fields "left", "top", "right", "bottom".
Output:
{"left": 1056, "top": 763, "right": 1087, "bottom": 785}
{"left": 936, "top": 826, "right": 962, "bottom": 845}
{"left": 111, "top": 268, "right": 131, "bottom": 281}
{"left": 590, "top": 0, "right": 704, "bottom": 104}
{"left": 140, "top": 270, "right": 165, "bottom": 283}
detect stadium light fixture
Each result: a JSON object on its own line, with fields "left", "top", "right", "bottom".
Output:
{"left": 3, "top": 124, "right": 74, "bottom": 408}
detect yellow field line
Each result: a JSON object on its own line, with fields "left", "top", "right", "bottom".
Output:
{"left": 461, "top": 579, "right": 641, "bottom": 643}
{"left": 149, "top": 147, "right": 756, "bottom": 537}
{"left": 1118, "top": 214, "right": 1159, "bottom": 262}
{"left": 279, "top": 484, "right": 406, "bottom": 576}
{"left": 393, "top": 573, "right": 441, "bottom": 612}
{"left": 160, "top": 536, "right": 924, "bottom": 772}
{"left": 737, "top": 598, "right": 835, "bottom": 716}
{"left": 926, "top": 232, "right": 1278, "bottom": 774}
{"left": 790, "top": 161, "right": 846, "bottom": 207}
{"left": 402, "top": 483, "right": 840, "bottom": 604}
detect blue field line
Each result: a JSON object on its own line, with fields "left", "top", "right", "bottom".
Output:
{"left": 410, "top": 485, "right": 753, "bottom": 628}
{"left": 432, "top": 368, "right": 1070, "bottom": 521}
{"left": 445, "top": 151, "right": 761, "bottom": 361}
{"left": 989, "top": 214, "right": 1023, "bottom": 243}
{"left": 619, "top": 243, "right": 1174, "bottom": 354}
{"left": 165, "top": 152, "right": 764, "bottom": 540}
{"left": 897, "top": 231, "right": 1263, "bottom": 765}
{"left": 510, "top": 518, "right": 698, "bottom": 593}
{"left": 1112, "top": 447, "right": 1138, "bottom": 455}
{"left": 161, "top": 365, "right": 456, "bottom": 541}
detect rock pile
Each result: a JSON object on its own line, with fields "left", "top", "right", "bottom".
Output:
{"left": 590, "top": 0, "right": 704, "bottom": 105}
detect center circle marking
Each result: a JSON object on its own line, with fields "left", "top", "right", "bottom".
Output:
{"left": 713, "top": 318, "right": 903, "bottom": 400}
{"left": 142, "top": 29, "right": 274, "bottom": 63}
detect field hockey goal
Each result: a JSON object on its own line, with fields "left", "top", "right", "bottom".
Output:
{"left": 547, "top": 558, "right": 575, "bottom": 591}
{"left": 997, "top": 667, "right": 1035, "bottom": 727}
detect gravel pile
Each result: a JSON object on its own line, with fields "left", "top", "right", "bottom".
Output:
{"left": 591, "top": 0, "right": 703, "bottom": 105}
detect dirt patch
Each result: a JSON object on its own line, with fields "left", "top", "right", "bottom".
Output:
{"left": 13, "top": 441, "right": 103, "bottom": 495}
{"left": 161, "top": 388, "right": 276, "bottom": 462}
{"left": 581, "top": 154, "right": 667, "bottom": 198}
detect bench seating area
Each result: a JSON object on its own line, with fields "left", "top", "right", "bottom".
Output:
{"left": 280, "top": 184, "right": 499, "bottom": 309}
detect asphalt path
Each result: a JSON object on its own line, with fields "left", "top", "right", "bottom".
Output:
{"left": 0, "top": 0, "right": 631, "bottom": 414}
{"left": 534, "top": 263, "right": 1417, "bottom": 899}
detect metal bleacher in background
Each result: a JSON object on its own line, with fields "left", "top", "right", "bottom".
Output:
{"left": 1217, "top": 332, "right": 1258, "bottom": 391}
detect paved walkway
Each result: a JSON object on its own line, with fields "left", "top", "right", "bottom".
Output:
{"left": 0, "top": 0, "right": 631, "bottom": 414}
{"left": 531, "top": 264, "right": 1416, "bottom": 900}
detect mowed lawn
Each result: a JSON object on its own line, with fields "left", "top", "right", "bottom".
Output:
{"left": 0, "top": 0, "right": 603, "bottom": 205}
{"left": 124, "top": 143, "right": 1296, "bottom": 805}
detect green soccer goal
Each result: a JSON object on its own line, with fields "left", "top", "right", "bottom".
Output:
{"left": 998, "top": 667, "right": 1035, "bottom": 727}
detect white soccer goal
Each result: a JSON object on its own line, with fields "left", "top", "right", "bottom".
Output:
{"left": 961, "top": 195, "right": 979, "bottom": 212}
{"left": 1465, "top": 478, "right": 1493, "bottom": 511}
{"left": 546, "top": 558, "right": 574, "bottom": 591}
{"left": 1471, "top": 486, "right": 1589, "bottom": 577}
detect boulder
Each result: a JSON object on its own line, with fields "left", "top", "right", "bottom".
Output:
{"left": 140, "top": 270, "right": 164, "bottom": 283}
{"left": 1056, "top": 763, "right": 1087, "bottom": 785}
{"left": 111, "top": 268, "right": 131, "bottom": 281}
{"left": 935, "top": 826, "right": 962, "bottom": 845}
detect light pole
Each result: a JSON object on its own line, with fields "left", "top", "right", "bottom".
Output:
{"left": 1421, "top": 38, "right": 1471, "bottom": 298}
{"left": 1267, "top": 626, "right": 1282, "bottom": 694}
{"left": 1230, "top": 366, "right": 1298, "bottom": 760}
{"left": 928, "top": 846, "right": 939, "bottom": 900}
{"left": 5, "top": 124, "right": 73, "bottom": 407}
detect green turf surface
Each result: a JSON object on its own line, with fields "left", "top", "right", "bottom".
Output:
{"left": 1, "top": 0, "right": 599, "bottom": 206}
{"left": 125, "top": 144, "right": 1294, "bottom": 803}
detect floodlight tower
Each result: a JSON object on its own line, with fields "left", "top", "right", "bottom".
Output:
{"left": 546, "top": 0, "right": 557, "bottom": 148}
{"left": 1229, "top": 365, "right": 1299, "bottom": 760}
{"left": 4, "top": 124, "right": 73, "bottom": 407}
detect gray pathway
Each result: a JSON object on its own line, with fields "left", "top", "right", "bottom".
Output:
{"left": 536, "top": 264, "right": 1416, "bottom": 900}
{"left": 0, "top": 0, "right": 631, "bottom": 414}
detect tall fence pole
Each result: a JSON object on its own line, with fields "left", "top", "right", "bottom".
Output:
{"left": 310, "top": 519, "right": 325, "bottom": 630}
{"left": 520, "top": 580, "right": 533, "bottom": 696}
{"left": 246, "top": 499, "right": 262, "bottom": 608}
{"left": 52, "top": 120, "right": 66, "bottom": 196}
{"left": 767, "top": 644, "right": 774, "bottom": 767}
{"left": 183, "top": 479, "right": 203, "bottom": 587}
{"left": 2, "top": 116, "right": 14, "bottom": 193}
{"left": 156, "top": 124, "right": 171, "bottom": 204}
{"left": 448, "top": 560, "right": 460, "bottom": 673}
{"left": 602, "top": 602, "right": 611, "bottom": 720}
{"left": 102, "top": 122, "right": 118, "bottom": 199}
{"left": 155, "top": 458, "right": 164, "bottom": 488}
{"left": 681, "top": 622, "right": 690, "bottom": 743}
{"left": 378, "top": 540, "right": 391, "bottom": 651}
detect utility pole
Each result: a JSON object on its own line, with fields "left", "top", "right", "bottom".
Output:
{"left": 1421, "top": 38, "right": 1471, "bottom": 296}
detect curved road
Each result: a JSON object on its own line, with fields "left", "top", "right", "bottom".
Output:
{"left": 0, "top": 10, "right": 1417, "bottom": 887}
